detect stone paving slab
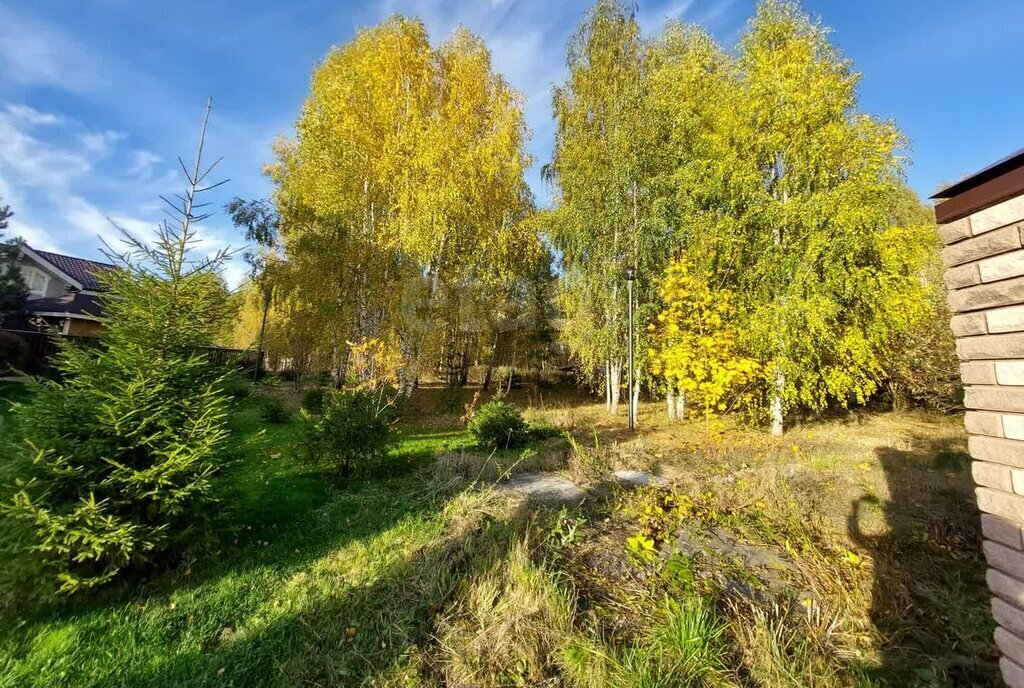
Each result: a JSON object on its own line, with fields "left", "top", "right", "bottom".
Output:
{"left": 496, "top": 473, "right": 587, "bottom": 503}
{"left": 496, "top": 468, "right": 665, "bottom": 504}
{"left": 612, "top": 469, "right": 666, "bottom": 487}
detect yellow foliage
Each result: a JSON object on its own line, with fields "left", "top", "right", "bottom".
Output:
{"left": 648, "top": 253, "right": 760, "bottom": 416}
{"left": 348, "top": 337, "right": 404, "bottom": 390}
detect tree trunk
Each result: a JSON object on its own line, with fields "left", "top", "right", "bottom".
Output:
{"left": 770, "top": 368, "right": 784, "bottom": 436}
{"left": 331, "top": 330, "right": 343, "bottom": 388}
{"left": 609, "top": 359, "right": 622, "bottom": 416}
{"left": 253, "top": 288, "right": 271, "bottom": 383}
{"left": 605, "top": 360, "right": 612, "bottom": 413}
{"left": 482, "top": 331, "right": 499, "bottom": 391}
{"left": 631, "top": 378, "right": 640, "bottom": 427}
{"left": 675, "top": 391, "right": 685, "bottom": 421}
{"left": 771, "top": 154, "right": 788, "bottom": 437}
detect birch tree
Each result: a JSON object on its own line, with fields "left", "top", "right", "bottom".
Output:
{"left": 549, "top": 0, "right": 670, "bottom": 416}
{"left": 269, "top": 18, "right": 536, "bottom": 394}
{"left": 664, "top": 1, "right": 910, "bottom": 433}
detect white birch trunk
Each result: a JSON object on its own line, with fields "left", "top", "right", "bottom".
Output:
{"left": 605, "top": 360, "right": 612, "bottom": 413}
{"left": 666, "top": 387, "right": 677, "bottom": 421}
{"left": 609, "top": 359, "right": 622, "bottom": 416}
{"left": 675, "top": 391, "right": 685, "bottom": 421}
{"left": 771, "top": 154, "right": 788, "bottom": 436}
{"left": 631, "top": 379, "right": 640, "bottom": 427}
{"left": 770, "top": 368, "right": 784, "bottom": 436}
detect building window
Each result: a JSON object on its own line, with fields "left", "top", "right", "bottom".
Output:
{"left": 22, "top": 266, "right": 49, "bottom": 297}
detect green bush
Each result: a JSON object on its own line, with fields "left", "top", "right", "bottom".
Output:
{"left": 468, "top": 398, "right": 529, "bottom": 450}
{"left": 257, "top": 395, "right": 290, "bottom": 423}
{"left": 301, "top": 387, "right": 328, "bottom": 413}
{"left": 0, "top": 331, "right": 28, "bottom": 373}
{"left": 300, "top": 390, "right": 394, "bottom": 476}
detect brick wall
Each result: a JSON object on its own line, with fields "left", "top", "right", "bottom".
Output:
{"left": 939, "top": 194, "right": 1024, "bottom": 686}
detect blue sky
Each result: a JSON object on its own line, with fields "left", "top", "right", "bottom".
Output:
{"left": 1, "top": 0, "right": 1022, "bottom": 287}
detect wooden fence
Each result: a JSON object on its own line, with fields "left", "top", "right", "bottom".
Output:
{"left": 0, "top": 329, "right": 262, "bottom": 375}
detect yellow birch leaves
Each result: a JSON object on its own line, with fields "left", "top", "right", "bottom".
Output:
{"left": 648, "top": 253, "right": 759, "bottom": 416}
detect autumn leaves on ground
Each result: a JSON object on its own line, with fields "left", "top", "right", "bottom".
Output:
{"left": 0, "top": 0, "right": 984, "bottom": 686}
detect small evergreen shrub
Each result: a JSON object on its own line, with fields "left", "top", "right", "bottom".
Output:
{"left": 0, "top": 331, "right": 28, "bottom": 373}
{"left": 257, "top": 395, "right": 290, "bottom": 423}
{"left": 300, "top": 390, "right": 394, "bottom": 476}
{"left": 468, "top": 399, "right": 529, "bottom": 450}
{"left": 301, "top": 387, "right": 327, "bottom": 413}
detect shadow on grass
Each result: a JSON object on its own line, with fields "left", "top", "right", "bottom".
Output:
{"left": 849, "top": 433, "right": 999, "bottom": 685}
{"left": 111, "top": 494, "right": 535, "bottom": 686}
{"left": 0, "top": 426, "right": 468, "bottom": 683}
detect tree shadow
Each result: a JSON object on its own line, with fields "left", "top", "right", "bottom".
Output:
{"left": 111, "top": 496, "right": 537, "bottom": 686}
{"left": 4, "top": 430, "right": 456, "bottom": 642}
{"left": 848, "top": 434, "right": 999, "bottom": 684}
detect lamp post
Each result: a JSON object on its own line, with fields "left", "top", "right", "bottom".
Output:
{"left": 626, "top": 266, "right": 636, "bottom": 431}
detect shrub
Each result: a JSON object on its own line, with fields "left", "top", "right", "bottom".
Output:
{"left": 2, "top": 120, "right": 234, "bottom": 593}
{"left": 257, "top": 395, "right": 290, "bottom": 423}
{"left": 0, "top": 331, "right": 28, "bottom": 373}
{"left": 468, "top": 398, "right": 529, "bottom": 450}
{"left": 301, "top": 387, "right": 327, "bottom": 413}
{"left": 300, "top": 390, "right": 394, "bottom": 476}
{"left": 279, "top": 368, "right": 299, "bottom": 382}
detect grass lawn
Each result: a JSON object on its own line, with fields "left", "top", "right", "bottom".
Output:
{"left": 0, "top": 388, "right": 998, "bottom": 687}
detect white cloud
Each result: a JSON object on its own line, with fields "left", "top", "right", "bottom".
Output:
{"left": 639, "top": 0, "right": 696, "bottom": 35}
{"left": 128, "top": 150, "right": 163, "bottom": 177}
{"left": 0, "top": 6, "right": 106, "bottom": 93}
{"left": 80, "top": 129, "right": 129, "bottom": 157}
{"left": 5, "top": 103, "right": 63, "bottom": 126}
{"left": 7, "top": 217, "right": 60, "bottom": 252}
{"left": 0, "top": 110, "right": 91, "bottom": 188}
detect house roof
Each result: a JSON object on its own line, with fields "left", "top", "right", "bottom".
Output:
{"left": 29, "top": 248, "right": 117, "bottom": 291}
{"left": 931, "top": 147, "right": 1024, "bottom": 200}
{"left": 25, "top": 292, "right": 106, "bottom": 320}
{"left": 931, "top": 147, "right": 1024, "bottom": 224}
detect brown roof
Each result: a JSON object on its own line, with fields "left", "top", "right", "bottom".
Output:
{"left": 31, "top": 248, "right": 116, "bottom": 291}
{"left": 931, "top": 148, "right": 1024, "bottom": 224}
{"left": 25, "top": 292, "right": 106, "bottom": 319}
{"left": 932, "top": 148, "right": 1024, "bottom": 200}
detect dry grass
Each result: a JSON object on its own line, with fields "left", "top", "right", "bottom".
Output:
{"left": 515, "top": 403, "right": 997, "bottom": 685}
{"left": 437, "top": 437, "right": 569, "bottom": 484}
{"left": 434, "top": 539, "right": 577, "bottom": 686}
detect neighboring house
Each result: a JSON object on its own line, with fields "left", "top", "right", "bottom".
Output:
{"left": 18, "top": 245, "right": 116, "bottom": 337}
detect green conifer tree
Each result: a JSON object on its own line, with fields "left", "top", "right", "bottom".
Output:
{"left": 6, "top": 101, "right": 235, "bottom": 592}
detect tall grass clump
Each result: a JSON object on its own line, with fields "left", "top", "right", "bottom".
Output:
{"left": 559, "top": 596, "right": 732, "bottom": 688}
{"left": 2, "top": 102, "right": 235, "bottom": 593}
{"left": 437, "top": 540, "right": 577, "bottom": 686}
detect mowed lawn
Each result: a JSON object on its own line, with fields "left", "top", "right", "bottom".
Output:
{"left": 0, "top": 386, "right": 998, "bottom": 686}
